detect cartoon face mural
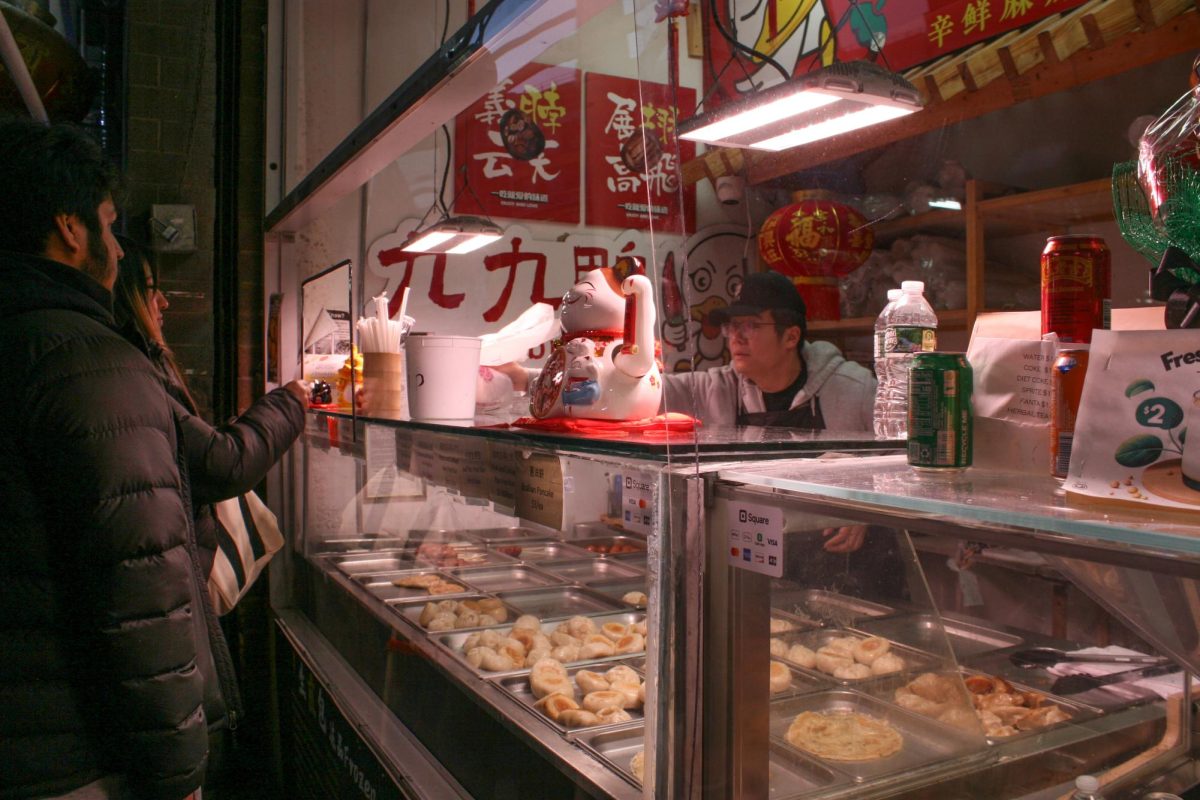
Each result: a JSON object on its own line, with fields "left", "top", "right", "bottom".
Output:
{"left": 659, "top": 225, "right": 750, "bottom": 373}
{"left": 726, "top": 0, "right": 839, "bottom": 94}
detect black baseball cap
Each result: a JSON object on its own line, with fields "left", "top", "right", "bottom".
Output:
{"left": 708, "top": 271, "right": 807, "bottom": 329}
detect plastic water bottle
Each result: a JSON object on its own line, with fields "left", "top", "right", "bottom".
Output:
{"left": 872, "top": 288, "right": 902, "bottom": 438}
{"left": 878, "top": 280, "right": 938, "bottom": 439}
{"left": 1070, "top": 775, "right": 1105, "bottom": 799}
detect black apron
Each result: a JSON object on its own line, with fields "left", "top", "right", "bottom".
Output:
{"left": 737, "top": 396, "right": 826, "bottom": 429}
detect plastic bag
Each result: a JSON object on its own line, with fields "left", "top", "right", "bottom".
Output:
{"left": 478, "top": 302, "right": 558, "bottom": 365}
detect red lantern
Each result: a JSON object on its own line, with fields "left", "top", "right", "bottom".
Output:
{"left": 758, "top": 198, "right": 874, "bottom": 321}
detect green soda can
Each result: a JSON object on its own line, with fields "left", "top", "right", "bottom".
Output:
{"left": 907, "top": 352, "right": 973, "bottom": 471}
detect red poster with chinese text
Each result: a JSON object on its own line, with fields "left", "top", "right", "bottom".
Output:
{"left": 701, "top": 0, "right": 1090, "bottom": 113}
{"left": 584, "top": 73, "right": 696, "bottom": 232}
{"left": 454, "top": 63, "right": 582, "bottom": 223}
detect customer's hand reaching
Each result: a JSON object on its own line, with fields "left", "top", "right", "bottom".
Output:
{"left": 822, "top": 525, "right": 867, "bottom": 553}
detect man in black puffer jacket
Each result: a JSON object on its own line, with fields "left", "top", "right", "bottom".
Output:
{"left": 0, "top": 119, "right": 211, "bottom": 799}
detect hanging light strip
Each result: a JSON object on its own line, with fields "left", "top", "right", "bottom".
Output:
{"left": 679, "top": 61, "right": 923, "bottom": 152}
{"left": 401, "top": 216, "right": 504, "bottom": 255}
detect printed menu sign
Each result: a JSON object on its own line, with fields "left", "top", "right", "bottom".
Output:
{"left": 454, "top": 63, "right": 582, "bottom": 223}
{"left": 584, "top": 73, "right": 695, "bottom": 232}
{"left": 488, "top": 442, "right": 520, "bottom": 510}
{"left": 726, "top": 500, "right": 783, "bottom": 578}
{"left": 516, "top": 452, "right": 564, "bottom": 530}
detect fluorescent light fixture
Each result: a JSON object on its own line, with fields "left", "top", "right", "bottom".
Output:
{"left": 679, "top": 61, "right": 923, "bottom": 152}
{"left": 928, "top": 197, "right": 963, "bottom": 210}
{"left": 402, "top": 216, "right": 503, "bottom": 255}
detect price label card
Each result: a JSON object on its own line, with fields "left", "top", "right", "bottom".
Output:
{"left": 726, "top": 501, "right": 783, "bottom": 578}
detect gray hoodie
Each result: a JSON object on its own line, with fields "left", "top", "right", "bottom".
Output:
{"left": 661, "top": 340, "right": 876, "bottom": 431}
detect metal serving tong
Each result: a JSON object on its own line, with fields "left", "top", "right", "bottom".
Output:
{"left": 1009, "top": 647, "right": 1166, "bottom": 669}
{"left": 1049, "top": 662, "right": 1181, "bottom": 695}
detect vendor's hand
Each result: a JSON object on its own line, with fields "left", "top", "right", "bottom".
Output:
{"left": 284, "top": 379, "right": 310, "bottom": 409}
{"left": 822, "top": 525, "right": 866, "bottom": 554}
{"left": 486, "top": 361, "right": 530, "bottom": 392}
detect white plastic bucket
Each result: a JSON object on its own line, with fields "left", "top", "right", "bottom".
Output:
{"left": 404, "top": 334, "right": 482, "bottom": 423}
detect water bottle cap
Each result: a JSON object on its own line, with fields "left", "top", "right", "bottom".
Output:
{"left": 1075, "top": 775, "right": 1100, "bottom": 793}
{"left": 887, "top": 289, "right": 902, "bottom": 301}
{"left": 901, "top": 280, "right": 925, "bottom": 293}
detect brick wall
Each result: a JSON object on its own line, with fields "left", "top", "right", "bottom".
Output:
{"left": 124, "top": 0, "right": 266, "bottom": 420}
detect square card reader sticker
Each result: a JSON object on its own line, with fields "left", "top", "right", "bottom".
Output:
{"left": 727, "top": 502, "right": 783, "bottom": 578}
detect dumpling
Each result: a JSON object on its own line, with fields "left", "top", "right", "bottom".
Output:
{"left": 557, "top": 709, "right": 602, "bottom": 729}
{"left": 580, "top": 639, "right": 616, "bottom": 659}
{"left": 530, "top": 673, "right": 574, "bottom": 700}
{"left": 575, "top": 670, "right": 610, "bottom": 694}
{"left": 630, "top": 750, "right": 645, "bottom": 783}
{"left": 769, "top": 617, "right": 795, "bottom": 634}
{"left": 852, "top": 636, "right": 890, "bottom": 665}
{"left": 770, "top": 638, "right": 788, "bottom": 658}
{"left": 614, "top": 633, "right": 644, "bottom": 655}
{"left": 426, "top": 613, "right": 456, "bottom": 632}
{"left": 550, "top": 631, "right": 581, "bottom": 648}
{"left": 769, "top": 661, "right": 792, "bottom": 693}
{"left": 534, "top": 691, "right": 579, "bottom": 721}
{"left": 454, "top": 610, "right": 479, "bottom": 629}
{"left": 479, "top": 650, "right": 516, "bottom": 672}
{"left": 601, "top": 622, "right": 628, "bottom": 642}
{"left": 610, "top": 681, "right": 641, "bottom": 709}
{"left": 531, "top": 658, "right": 568, "bottom": 681}
{"left": 833, "top": 663, "right": 872, "bottom": 680}
{"left": 815, "top": 647, "right": 853, "bottom": 675}
{"left": 551, "top": 644, "right": 581, "bottom": 662}
{"left": 786, "top": 643, "right": 817, "bottom": 669}
{"left": 605, "top": 665, "right": 640, "bottom": 685}
{"left": 622, "top": 591, "right": 648, "bottom": 608}
{"left": 582, "top": 690, "right": 628, "bottom": 712}
{"left": 512, "top": 614, "right": 541, "bottom": 632}
{"left": 871, "top": 653, "right": 905, "bottom": 675}
{"left": 597, "top": 706, "right": 633, "bottom": 724}
{"left": 563, "top": 616, "right": 597, "bottom": 638}
{"left": 418, "top": 602, "right": 439, "bottom": 626}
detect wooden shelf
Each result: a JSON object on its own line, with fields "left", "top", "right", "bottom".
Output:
{"left": 871, "top": 209, "right": 966, "bottom": 244}
{"left": 978, "top": 177, "right": 1114, "bottom": 235}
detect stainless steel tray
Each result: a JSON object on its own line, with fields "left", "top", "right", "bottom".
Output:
{"left": 569, "top": 521, "right": 635, "bottom": 540}
{"left": 405, "top": 528, "right": 484, "bottom": 545}
{"left": 492, "top": 658, "right": 646, "bottom": 734}
{"left": 571, "top": 536, "right": 648, "bottom": 556}
{"left": 316, "top": 536, "right": 412, "bottom": 554}
{"left": 434, "top": 611, "right": 646, "bottom": 675}
{"left": 768, "top": 741, "right": 850, "bottom": 796}
{"left": 607, "top": 551, "right": 648, "bottom": 571}
{"left": 467, "top": 526, "right": 557, "bottom": 543}
{"left": 536, "top": 558, "right": 644, "bottom": 583}
{"left": 354, "top": 570, "right": 470, "bottom": 602}
{"left": 778, "top": 628, "right": 942, "bottom": 685}
{"left": 584, "top": 579, "right": 649, "bottom": 609}
{"left": 506, "top": 540, "right": 595, "bottom": 563}
{"left": 772, "top": 588, "right": 896, "bottom": 626}
{"left": 445, "top": 564, "right": 566, "bottom": 593}
{"left": 770, "top": 609, "right": 821, "bottom": 635}
{"left": 770, "top": 690, "right": 978, "bottom": 782}
{"left": 330, "top": 550, "right": 422, "bottom": 575}
{"left": 387, "top": 594, "right": 526, "bottom": 631}
{"left": 855, "top": 613, "right": 1023, "bottom": 661}
{"left": 772, "top": 661, "right": 832, "bottom": 698}
{"left": 575, "top": 722, "right": 646, "bottom": 787}
{"left": 413, "top": 544, "right": 516, "bottom": 568}
{"left": 496, "top": 586, "right": 632, "bottom": 619}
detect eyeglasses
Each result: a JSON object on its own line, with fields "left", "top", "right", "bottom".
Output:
{"left": 720, "top": 321, "right": 776, "bottom": 339}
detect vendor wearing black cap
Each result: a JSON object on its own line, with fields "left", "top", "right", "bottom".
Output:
{"left": 661, "top": 270, "right": 875, "bottom": 431}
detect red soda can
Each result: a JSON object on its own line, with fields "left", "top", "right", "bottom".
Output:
{"left": 1051, "top": 348, "right": 1088, "bottom": 479}
{"left": 1041, "top": 235, "right": 1111, "bottom": 344}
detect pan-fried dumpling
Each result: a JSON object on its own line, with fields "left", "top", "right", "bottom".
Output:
{"left": 870, "top": 653, "right": 905, "bottom": 675}
{"left": 852, "top": 637, "right": 890, "bottom": 665}
{"left": 575, "top": 670, "right": 610, "bottom": 694}
{"left": 604, "top": 665, "right": 639, "bottom": 685}
{"left": 786, "top": 643, "right": 816, "bottom": 669}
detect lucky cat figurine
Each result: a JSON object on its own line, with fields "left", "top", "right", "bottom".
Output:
{"left": 529, "top": 266, "right": 662, "bottom": 421}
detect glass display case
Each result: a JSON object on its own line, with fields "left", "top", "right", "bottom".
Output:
{"left": 272, "top": 414, "right": 890, "bottom": 798}
{"left": 709, "top": 455, "right": 1200, "bottom": 799}
{"left": 259, "top": 1, "right": 1200, "bottom": 797}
